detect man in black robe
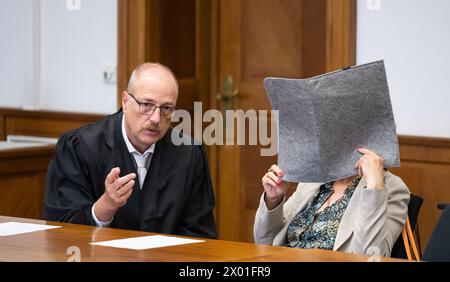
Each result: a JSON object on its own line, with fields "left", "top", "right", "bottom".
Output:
{"left": 43, "top": 63, "right": 216, "bottom": 239}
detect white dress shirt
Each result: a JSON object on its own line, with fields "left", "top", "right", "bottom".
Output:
{"left": 92, "top": 115, "right": 155, "bottom": 227}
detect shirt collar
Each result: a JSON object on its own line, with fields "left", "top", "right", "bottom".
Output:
{"left": 121, "top": 115, "right": 155, "bottom": 156}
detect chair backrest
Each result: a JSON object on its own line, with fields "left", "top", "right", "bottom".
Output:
{"left": 422, "top": 205, "right": 450, "bottom": 261}
{"left": 391, "top": 193, "right": 423, "bottom": 258}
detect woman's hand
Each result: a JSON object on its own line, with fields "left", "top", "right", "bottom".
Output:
{"left": 262, "top": 164, "right": 288, "bottom": 209}
{"left": 355, "top": 148, "right": 385, "bottom": 189}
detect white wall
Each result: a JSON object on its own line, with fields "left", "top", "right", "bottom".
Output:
{"left": 0, "top": 0, "right": 34, "bottom": 108}
{"left": 0, "top": 0, "right": 117, "bottom": 114}
{"left": 357, "top": 0, "right": 450, "bottom": 138}
{"left": 40, "top": 0, "right": 117, "bottom": 114}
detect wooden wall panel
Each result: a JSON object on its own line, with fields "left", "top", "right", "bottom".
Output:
{"left": 0, "top": 146, "right": 54, "bottom": 219}
{"left": 390, "top": 135, "right": 450, "bottom": 253}
{"left": 0, "top": 108, "right": 104, "bottom": 139}
{"left": 0, "top": 174, "right": 47, "bottom": 219}
{"left": 6, "top": 117, "right": 88, "bottom": 139}
{"left": 0, "top": 146, "right": 54, "bottom": 174}
{"left": 0, "top": 114, "right": 4, "bottom": 140}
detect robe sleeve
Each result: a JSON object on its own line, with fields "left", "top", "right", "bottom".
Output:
{"left": 43, "top": 131, "right": 98, "bottom": 226}
{"left": 176, "top": 145, "right": 217, "bottom": 239}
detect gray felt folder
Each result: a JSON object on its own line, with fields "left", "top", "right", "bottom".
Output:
{"left": 264, "top": 60, "right": 400, "bottom": 183}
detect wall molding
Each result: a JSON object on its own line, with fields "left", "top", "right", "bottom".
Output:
{"left": 0, "top": 108, "right": 105, "bottom": 140}
{"left": 399, "top": 135, "right": 450, "bottom": 148}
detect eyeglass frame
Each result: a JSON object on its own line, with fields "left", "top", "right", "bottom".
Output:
{"left": 126, "top": 91, "right": 176, "bottom": 117}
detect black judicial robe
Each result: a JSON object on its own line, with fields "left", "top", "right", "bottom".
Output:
{"left": 43, "top": 110, "right": 217, "bottom": 239}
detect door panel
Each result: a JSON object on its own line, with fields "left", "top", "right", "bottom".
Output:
{"left": 242, "top": 0, "right": 303, "bottom": 79}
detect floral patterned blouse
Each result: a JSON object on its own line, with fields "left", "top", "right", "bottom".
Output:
{"left": 285, "top": 176, "right": 361, "bottom": 250}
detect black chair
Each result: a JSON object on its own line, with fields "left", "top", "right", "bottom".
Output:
{"left": 437, "top": 203, "right": 449, "bottom": 210}
{"left": 391, "top": 193, "right": 423, "bottom": 259}
{"left": 422, "top": 205, "right": 450, "bottom": 261}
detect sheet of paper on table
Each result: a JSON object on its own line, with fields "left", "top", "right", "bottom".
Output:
{"left": 90, "top": 235, "right": 205, "bottom": 250}
{"left": 0, "top": 222, "right": 61, "bottom": 236}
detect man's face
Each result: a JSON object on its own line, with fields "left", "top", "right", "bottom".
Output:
{"left": 122, "top": 69, "right": 178, "bottom": 153}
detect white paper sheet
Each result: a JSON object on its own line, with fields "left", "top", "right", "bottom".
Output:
{"left": 0, "top": 222, "right": 61, "bottom": 236}
{"left": 90, "top": 235, "right": 205, "bottom": 250}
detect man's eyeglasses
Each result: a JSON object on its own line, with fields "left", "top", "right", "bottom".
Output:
{"left": 127, "top": 92, "right": 176, "bottom": 117}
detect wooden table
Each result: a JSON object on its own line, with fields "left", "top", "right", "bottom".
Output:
{"left": 0, "top": 216, "right": 403, "bottom": 262}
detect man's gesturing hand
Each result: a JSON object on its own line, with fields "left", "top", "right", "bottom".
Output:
{"left": 104, "top": 167, "right": 136, "bottom": 208}
{"left": 94, "top": 167, "right": 136, "bottom": 222}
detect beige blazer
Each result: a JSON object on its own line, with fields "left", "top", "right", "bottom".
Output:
{"left": 254, "top": 171, "right": 410, "bottom": 257}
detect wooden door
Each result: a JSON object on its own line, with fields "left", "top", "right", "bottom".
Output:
{"left": 118, "top": 0, "right": 212, "bottom": 114}
{"left": 212, "top": 0, "right": 356, "bottom": 242}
